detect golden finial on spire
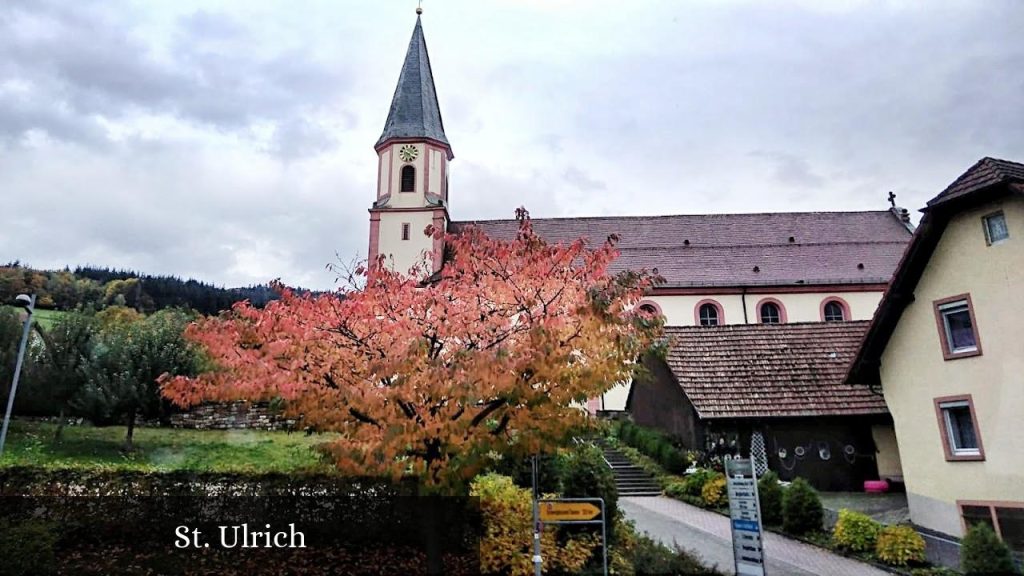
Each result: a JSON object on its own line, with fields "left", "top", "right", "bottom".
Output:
{"left": 416, "top": 0, "right": 423, "bottom": 15}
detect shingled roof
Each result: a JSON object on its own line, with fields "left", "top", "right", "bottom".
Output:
{"left": 450, "top": 211, "right": 912, "bottom": 287}
{"left": 927, "top": 157, "right": 1024, "bottom": 208}
{"left": 663, "top": 322, "right": 888, "bottom": 419}
{"left": 376, "top": 16, "right": 450, "bottom": 150}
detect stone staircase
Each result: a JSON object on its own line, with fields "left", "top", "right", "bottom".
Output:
{"left": 602, "top": 446, "right": 662, "bottom": 497}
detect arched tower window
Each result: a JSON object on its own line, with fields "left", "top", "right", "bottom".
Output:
{"left": 823, "top": 300, "right": 846, "bottom": 322}
{"left": 760, "top": 302, "right": 781, "bottom": 324}
{"left": 400, "top": 165, "right": 416, "bottom": 192}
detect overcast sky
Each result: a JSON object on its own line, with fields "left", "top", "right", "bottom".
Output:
{"left": 1, "top": 0, "right": 1021, "bottom": 290}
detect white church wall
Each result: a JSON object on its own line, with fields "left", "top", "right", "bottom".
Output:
{"left": 384, "top": 143, "right": 427, "bottom": 209}
{"left": 645, "top": 290, "right": 883, "bottom": 326}
{"left": 376, "top": 211, "right": 436, "bottom": 275}
{"left": 428, "top": 148, "right": 442, "bottom": 195}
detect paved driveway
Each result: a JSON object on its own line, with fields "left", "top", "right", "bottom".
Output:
{"left": 621, "top": 496, "right": 890, "bottom": 576}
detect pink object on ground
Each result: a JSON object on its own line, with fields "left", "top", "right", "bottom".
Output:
{"left": 864, "top": 480, "right": 889, "bottom": 493}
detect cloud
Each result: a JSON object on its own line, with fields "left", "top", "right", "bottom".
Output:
{"left": 1, "top": 0, "right": 1022, "bottom": 290}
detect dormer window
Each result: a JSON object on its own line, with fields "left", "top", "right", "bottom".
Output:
{"left": 400, "top": 165, "right": 416, "bottom": 192}
{"left": 983, "top": 211, "right": 1008, "bottom": 244}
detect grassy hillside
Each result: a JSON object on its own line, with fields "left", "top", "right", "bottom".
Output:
{"left": 0, "top": 306, "right": 65, "bottom": 330}
{"left": 0, "top": 420, "right": 338, "bottom": 473}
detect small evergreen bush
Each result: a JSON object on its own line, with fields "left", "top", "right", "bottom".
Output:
{"left": 683, "top": 469, "right": 717, "bottom": 498}
{"left": 782, "top": 477, "right": 823, "bottom": 535}
{"left": 757, "top": 471, "right": 784, "bottom": 526}
{"left": 875, "top": 524, "right": 926, "bottom": 567}
{"left": 665, "top": 481, "right": 688, "bottom": 499}
{"left": 960, "top": 523, "right": 1018, "bottom": 575}
{"left": 562, "top": 445, "right": 620, "bottom": 533}
{"left": 701, "top": 475, "right": 727, "bottom": 508}
{"left": 630, "top": 533, "right": 722, "bottom": 575}
{"left": 832, "top": 508, "right": 883, "bottom": 553}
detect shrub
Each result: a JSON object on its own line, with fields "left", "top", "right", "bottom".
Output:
{"left": 562, "top": 445, "right": 619, "bottom": 535}
{"left": 875, "top": 525, "right": 926, "bottom": 567}
{"left": 665, "top": 481, "right": 688, "bottom": 499}
{"left": 701, "top": 476, "right": 727, "bottom": 508}
{"left": 832, "top": 508, "right": 882, "bottom": 553}
{"left": 490, "top": 452, "right": 565, "bottom": 494}
{"left": 661, "top": 444, "right": 689, "bottom": 475}
{"left": 471, "top": 473, "right": 599, "bottom": 575}
{"left": 782, "top": 478, "right": 823, "bottom": 535}
{"left": 757, "top": 471, "right": 784, "bottom": 526}
{"left": 960, "top": 523, "right": 1018, "bottom": 575}
{"left": 0, "top": 519, "right": 58, "bottom": 576}
{"left": 629, "top": 533, "right": 721, "bottom": 576}
{"left": 616, "top": 422, "right": 690, "bottom": 475}
{"left": 682, "top": 469, "right": 717, "bottom": 498}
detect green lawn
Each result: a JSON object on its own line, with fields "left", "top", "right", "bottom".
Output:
{"left": 31, "top": 308, "right": 66, "bottom": 329}
{"left": 1, "top": 306, "right": 66, "bottom": 330}
{"left": 0, "top": 420, "right": 338, "bottom": 474}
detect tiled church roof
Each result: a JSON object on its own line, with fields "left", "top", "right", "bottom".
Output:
{"left": 663, "top": 322, "right": 887, "bottom": 419}
{"left": 450, "top": 211, "right": 912, "bottom": 287}
{"left": 376, "top": 16, "right": 450, "bottom": 149}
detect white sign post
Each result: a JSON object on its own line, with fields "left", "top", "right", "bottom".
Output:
{"left": 725, "top": 458, "right": 767, "bottom": 576}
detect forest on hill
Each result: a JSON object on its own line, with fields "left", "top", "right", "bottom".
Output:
{"left": 0, "top": 263, "right": 287, "bottom": 315}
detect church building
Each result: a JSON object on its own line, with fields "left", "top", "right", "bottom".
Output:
{"left": 368, "top": 14, "right": 915, "bottom": 489}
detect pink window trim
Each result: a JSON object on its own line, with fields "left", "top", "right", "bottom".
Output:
{"left": 820, "top": 296, "right": 851, "bottom": 322}
{"left": 693, "top": 299, "right": 725, "bottom": 326}
{"left": 755, "top": 297, "right": 788, "bottom": 324}
{"left": 637, "top": 299, "right": 663, "bottom": 316}
{"left": 933, "top": 293, "right": 983, "bottom": 361}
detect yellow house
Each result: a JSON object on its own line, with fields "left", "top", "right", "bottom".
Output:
{"left": 848, "top": 157, "right": 1024, "bottom": 563}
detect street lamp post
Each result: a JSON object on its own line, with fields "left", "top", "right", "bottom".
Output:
{"left": 0, "top": 293, "right": 36, "bottom": 457}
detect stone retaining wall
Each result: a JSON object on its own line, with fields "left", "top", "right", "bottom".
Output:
{"left": 168, "top": 402, "right": 297, "bottom": 431}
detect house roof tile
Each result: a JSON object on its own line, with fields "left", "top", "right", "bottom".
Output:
{"left": 663, "top": 321, "right": 887, "bottom": 419}
{"left": 928, "top": 157, "right": 1024, "bottom": 208}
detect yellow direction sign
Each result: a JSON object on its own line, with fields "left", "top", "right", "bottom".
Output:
{"left": 539, "top": 501, "right": 601, "bottom": 522}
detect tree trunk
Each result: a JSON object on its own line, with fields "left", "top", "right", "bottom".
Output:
{"left": 53, "top": 407, "right": 65, "bottom": 442}
{"left": 416, "top": 481, "right": 445, "bottom": 576}
{"left": 123, "top": 410, "right": 136, "bottom": 452}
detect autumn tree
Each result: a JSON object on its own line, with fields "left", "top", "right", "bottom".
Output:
{"left": 163, "top": 210, "right": 661, "bottom": 491}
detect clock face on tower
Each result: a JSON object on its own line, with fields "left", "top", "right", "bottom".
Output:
{"left": 399, "top": 145, "right": 419, "bottom": 162}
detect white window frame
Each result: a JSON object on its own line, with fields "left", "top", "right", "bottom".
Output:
{"left": 938, "top": 300, "right": 977, "bottom": 354}
{"left": 983, "top": 211, "right": 1009, "bottom": 245}
{"left": 940, "top": 400, "right": 980, "bottom": 457}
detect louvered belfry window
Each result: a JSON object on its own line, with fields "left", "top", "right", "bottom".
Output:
{"left": 400, "top": 165, "right": 416, "bottom": 192}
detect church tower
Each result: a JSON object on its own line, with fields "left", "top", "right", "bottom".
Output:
{"left": 368, "top": 12, "right": 452, "bottom": 276}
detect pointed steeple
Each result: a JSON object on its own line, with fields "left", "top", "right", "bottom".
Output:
{"left": 376, "top": 15, "right": 451, "bottom": 152}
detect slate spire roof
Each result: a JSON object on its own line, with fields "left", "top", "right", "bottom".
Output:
{"left": 376, "top": 16, "right": 450, "bottom": 151}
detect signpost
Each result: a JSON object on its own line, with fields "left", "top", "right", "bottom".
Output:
{"left": 536, "top": 498, "right": 607, "bottom": 575}
{"left": 725, "top": 458, "right": 767, "bottom": 576}
{"left": 531, "top": 456, "right": 609, "bottom": 575}
{"left": 538, "top": 501, "right": 601, "bottom": 522}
